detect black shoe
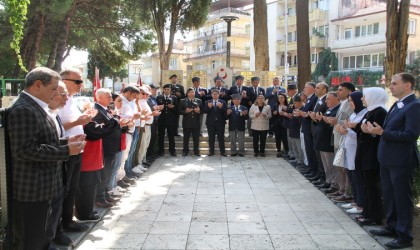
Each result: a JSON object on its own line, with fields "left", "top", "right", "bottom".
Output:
{"left": 324, "top": 187, "right": 339, "bottom": 194}
{"left": 170, "top": 152, "right": 177, "bottom": 156}
{"left": 95, "top": 200, "right": 114, "bottom": 208}
{"left": 117, "top": 179, "right": 130, "bottom": 188}
{"left": 122, "top": 177, "right": 135, "bottom": 185}
{"left": 53, "top": 231, "right": 73, "bottom": 246}
{"left": 158, "top": 152, "right": 164, "bottom": 156}
{"left": 194, "top": 153, "right": 201, "bottom": 157}
{"left": 268, "top": 134, "right": 273, "bottom": 138}
{"left": 231, "top": 153, "right": 238, "bottom": 157}
{"left": 370, "top": 228, "right": 398, "bottom": 237}
{"left": 142, "top": 161, "right": 151, "bottom": 167}
{"left": 238, "top": 154, "right": 244, "bottom": 157}
{"left": 78, "top": 213, "right": 101, "bottom": 223}
{"left": 384, "top": 239, "right": 412, "bottom": 249}
{"left": 307, "top": 175, "right": 320, "bottom": 181}
{"left": 221, "top": 153, "right": 227, "bottom": 157}
{"left": 62, "top": 221, "right": 89, "bottom": 232}
{"left": 182, "top": 152, "right": 188, "bottom": 156}
{"left": 259, "top": 153, "right": 265, "bottom": 157}
{"left": 208, "top": 152, "right": 214, "bottom": 156}
{"left": 316, "top": 183, "right": 331, "bottom": 189}
{"left": 254, "top": 153, "right": 259, "bottom": 157}
{"left": 106, "top": 195, "right": 120, "bottom": 203}
{"left": 175, "top": 134, "right": 181, "bottom": 136}
{"left": 311, "top": 179, "right": 325, "bottom": 185}
{"left": 277, "top": 152, "right": 282, "bottom": 158}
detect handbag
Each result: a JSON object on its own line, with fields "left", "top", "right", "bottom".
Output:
{"left": 333, "top": 136, "right": 346, "bottom": 168}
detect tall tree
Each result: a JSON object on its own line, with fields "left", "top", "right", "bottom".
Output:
{"left": 138, "top": 0, "right": 211, "bottom": 83}
{"left": 253, "top": 0, "right": 269, "bottom": 71}
{"left": 385, "top": 0, "right": 410, "bottom": 86}
{"left": 295, "top": 0, "right": 311, "bottom": 91}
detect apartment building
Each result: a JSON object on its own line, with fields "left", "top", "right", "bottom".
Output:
{"left": 329, "top": 0, "right": 420, "bottom": 73}
{"left": 183, "top": 0, "right": 253, "bottom": 87}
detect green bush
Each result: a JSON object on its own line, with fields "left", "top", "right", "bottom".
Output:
{"left": 325, "top": 70, "right": 383, "bottom": 88}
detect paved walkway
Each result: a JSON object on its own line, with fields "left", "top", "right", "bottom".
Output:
{"left": 77, "top": 155, "right": 384, "bottom": 250}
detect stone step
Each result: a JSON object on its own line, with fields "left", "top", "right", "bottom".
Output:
{"left": 163, "top": 141, "right": 278, "bottom": 149}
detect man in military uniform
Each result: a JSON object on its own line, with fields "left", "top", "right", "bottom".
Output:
{"left": 156, "top": 84, "right": 178, "bottom": 156}
{"left": 179, "top": 88, "right": 202, "bottom": 156}
{"left": 192, "top": 77, "right": 208, "bottom": 136}
{"left": 169, "top": 74, "right": 185, "bottom": 136}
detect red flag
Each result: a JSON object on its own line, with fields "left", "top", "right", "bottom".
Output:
{"left": 136, "top": 69, "right": 142, "bottom": 86}
{"left": 93, "top": 67, "right": 101, "bottom": 102}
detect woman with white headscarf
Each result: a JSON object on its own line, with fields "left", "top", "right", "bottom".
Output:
{"left": 351, "top": 87, "right": 388, "bottom": 225}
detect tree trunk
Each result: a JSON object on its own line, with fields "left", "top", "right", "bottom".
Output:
{"left": 52, "top": 15, "right": 73, "bottom": 72}
{"left": 46, "top": 40, "right": 58, "bottom": 68}
{"left": 385, "top": 0, "right": 410, "bottom": 86}
{"left": 253, "top": 0, "right": 269, "bottom": 71}
{"left": 296, "top": 0, "right": 311, "bottom": 91}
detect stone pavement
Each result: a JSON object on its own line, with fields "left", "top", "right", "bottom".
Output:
{"left": 76, "top": 155, "right": 385, "bottom": 250}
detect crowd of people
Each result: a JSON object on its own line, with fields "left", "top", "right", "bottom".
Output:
{"left": 5, "top": 66, "right": 420, "bottom": 250}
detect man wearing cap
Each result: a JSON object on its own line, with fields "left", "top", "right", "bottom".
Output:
{"left": 169, "top": 74, "right": 185, "bottom": 136}
{"left": 227, "top": 94, "right": 249, "bottom": 157}
{"left": 204, "top": 89, "right": 228, "bottom": 156}
{"left": 157, "top": 84, "right": 178, "bottom": 156}
{"left": 192, "top": 77, "right": 208, "bottom": 136}
{"left": 248, "top": 77, "right": 265, "bottom": 136}
{"left": 179, "top": 88, "right": 203, "bottom": 156}
{"left": 229, "top": 75, "right": 251, "bottom": 107}
{"left": 284, "top": 82, "right": 298, "bottom": 159}
{"left": 266, "top": 77, "right": 286, "bottom": 138}
{"left": 210, "top": 76, "right": 229, "bottom": 103}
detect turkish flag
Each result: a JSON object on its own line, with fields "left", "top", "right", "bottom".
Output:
{"left": 93, "top": 67, "right": 101, "bottom": 102}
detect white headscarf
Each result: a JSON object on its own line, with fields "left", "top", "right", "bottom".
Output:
{"left": 363, "top": 87, "right": 388, "bottom": 112}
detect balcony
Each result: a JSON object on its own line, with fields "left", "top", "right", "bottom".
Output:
{"left": 188, "top": 26, "right": 250, "bottom": 42}
{"left": 277, "top": 36, "right": 325, "bottom": 52}
{"left": 330, "top": 33, "right": 386, "bottom": 51}
{"left": 278, "top": 9, "right": 327, "bottom": 27}
{"left": 184, "top": 46, "right": 250, "bottom": 61}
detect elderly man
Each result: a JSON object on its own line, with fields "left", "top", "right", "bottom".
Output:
{"left": 8, "top": 67, "right": 85, "bottom": 250}
{"left": 210, "top": 76, "right": 229, "bottom": 103}
{"left": 168, "top": 74, "right": 185, "bottom": 136}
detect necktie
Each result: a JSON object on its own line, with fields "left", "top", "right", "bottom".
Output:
{"left": 56, "top": 115, "right": 64, "bottom": 137}
{"left": 238, "top": 86, "right": 241, "bottom": 93}
{"left": 254, "top": 88, "right": 257, "bottom": 94}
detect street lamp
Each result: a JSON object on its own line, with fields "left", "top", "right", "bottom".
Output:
{"left": 221, "top": 16, "right": 238, "bottom": 68}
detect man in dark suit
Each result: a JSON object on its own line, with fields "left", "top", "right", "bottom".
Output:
{"left": 7, "top": 67, "right": 85, "bottom": 250}
{"left": 366, "top": 73, "right": 420, "bottom": 249}
{"left": 192, "top": 77, "right": 208, "bottom": 135}
{"left": 210, "top": 76, "right": 229, "bottom": 103}
{"left": 227, "top": 94, "right": 248, "bottom": 156}
{"left": 228, "top": 75, "right": 251, "bottom": 107}
{"left": 204, "top": 89, "right": 227, "bottom": 156}
{"left": 295, "top": 82, "right": 318, "bottom": 176}
{"left": 94, "top": 89, "right": 127, "bottom": 208}
{"left": 266, "top": 77, "right": 286, "bottom": 138}
{"left": 168, "top": 74, "right": 185, "bottom": 136}
{"left": 179, "top": 88, "right": 202, "bottom": 156}
{"left": 157, "top": 84, "right": 178, "bottom": 156}
{"left": 307, "top": 82, "right": 328, "bottom": 186}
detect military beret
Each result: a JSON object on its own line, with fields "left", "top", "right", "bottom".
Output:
{"left": 287, "top": 83, "right": 297, "bottom": 90}
{"left": 169, "top": 74, "right": 177, "bottom": 79}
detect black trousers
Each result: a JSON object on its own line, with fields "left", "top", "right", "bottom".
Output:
{"left": 12, "top": 189, "right": 63, "bottom": 250}
{"left": 381, "top": 165, "right": 415, "bottom": 241}
{"left": 183, "top": 128, "right": 200, "bottom": 154}
{"left": 361, "top": 169, "right": 384, "bottom": 224}
{"left": 273, "top": 126, "right": 289, "bottom": 152}
{"left": 252, "top": 129, "right": 268, "bottom": 153}
{"left": 349, "top": 169, "right": 366, "bottom": 208}
{"left": 207, "top": 124, "right": 225, "bottom": 154}
{"left": 303, "top": 132, "right": 318, "bottom": 172}
{"left": 158, "top": 124, "right": 176, "bottom": 154}
{"left": 146, "top": 121, "right": 158, "bottom": 157}
{"left": 96, "top": 153, "right": 117, "bottom": 202}
{"left": 76, "top": 170, "right": 101, "bottom": 220}
{"left": 60, "top": 154, "right": 82, "bottom": 226}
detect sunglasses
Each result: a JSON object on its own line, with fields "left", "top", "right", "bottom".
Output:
{"left": 63, "top": 79, "right": 84, "bottom": 85}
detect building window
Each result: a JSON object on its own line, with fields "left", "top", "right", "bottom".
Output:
{"left": 373, "top": 23, "right": 379, "bottom": 34}
{"left": 409, "top": 19, "right": 416, "bottom": 35}
{"left": 169, "top": 58, "right": 177, "bottom": 68}
{"left": 212, "top": 42, "right": 216, "bottom": 51}
{"left": 313, "top": 0, "right": 318, "bottom": 9}
{"left": 343, "top": 57, "right": 350, "bottom": 69}
{"left": 288, "top": 8, "right": 295, "bottom": 16}
{"left": 355, "top": 26, "right": 361, "bottom": 37}
{"left": 344, "top": 29, "right": 352, "bottom": 39}
{"left": 356, "top": 55, "right": 363, "bottom": 68}
{"left": 211, "top": 60, "right": 217, "bottom": 69}
{"left": 287, "top": 32, "right": 293, "bottom": 42}
{"left": 294, "top": 55, "right": 298, "bottom": 65}
{"left": 363, "top": 55, "right": 371, "bottom": 68}
{"left": 311, "top": 53, "right": 318, "bottom": 64}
